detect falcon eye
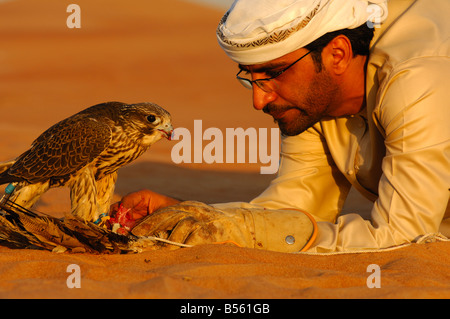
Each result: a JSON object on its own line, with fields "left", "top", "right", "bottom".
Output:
{"left": 146, "top": 114, "right": 157, "bottom": 123}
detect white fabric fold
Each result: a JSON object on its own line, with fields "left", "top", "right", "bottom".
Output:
{"left": 217, "top": 0, "right": 388, "bottom": 64}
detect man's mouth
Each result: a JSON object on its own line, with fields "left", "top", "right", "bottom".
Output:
{"left": 270, "top": 111, "right": 288, "bottom": 121}
{"left": 264, "top": 107, "right": 294, "bottom": 122}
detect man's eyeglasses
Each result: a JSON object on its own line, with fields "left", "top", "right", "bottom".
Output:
{"left": 236, "top": 50, "right": 312, "bottom": 93}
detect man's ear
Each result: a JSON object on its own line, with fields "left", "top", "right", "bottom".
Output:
{"left": 322, "top": 35, "right": 353, "bottom": 75}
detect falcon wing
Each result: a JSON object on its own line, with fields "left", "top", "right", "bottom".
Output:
{"left": 8, "top": 118, "right": 112, "bottom": 184}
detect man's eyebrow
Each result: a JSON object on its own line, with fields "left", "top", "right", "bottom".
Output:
{"left": 238, "top": 62, "right": 287, "bottom": 74}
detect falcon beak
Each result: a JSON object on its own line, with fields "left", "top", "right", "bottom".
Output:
{"left": 158, "top": 124, "right": 174, "bottom": 140}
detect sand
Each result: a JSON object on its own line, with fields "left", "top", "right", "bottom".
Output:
{"left": 0, "top": 0, "right": 449, "bottom": 299}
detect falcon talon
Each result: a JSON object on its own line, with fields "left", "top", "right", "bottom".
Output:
{"left": 93, "top": 212, "right": 110, "bottom": 226}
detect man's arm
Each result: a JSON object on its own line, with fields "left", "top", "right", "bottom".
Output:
{"left": 310, "top": 57, "right": 450, "bottom": 252}
{"left": 248, "top": 124, "right": 352, "bottom": 223}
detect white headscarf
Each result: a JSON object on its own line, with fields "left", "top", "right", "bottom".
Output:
{"left": 216, "top": 0, "right": 388, "bottom": 65}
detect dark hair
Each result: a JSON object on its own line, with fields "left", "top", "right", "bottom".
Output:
{"left": 304, "top": 23, "right": 375, "bottom": 72}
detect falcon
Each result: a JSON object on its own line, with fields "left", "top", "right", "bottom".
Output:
{"left": 0, "top": 101, "right": 173, "bottom": 222}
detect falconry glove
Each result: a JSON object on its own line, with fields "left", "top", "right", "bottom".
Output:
{"left": 131, "top": 201, "right": 317, "bottom": 253}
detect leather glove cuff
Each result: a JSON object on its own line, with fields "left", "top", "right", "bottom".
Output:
{"left": 223, "top": 207, "right": 317, "bottom": 252}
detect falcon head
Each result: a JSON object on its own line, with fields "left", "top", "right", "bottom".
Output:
{"left": 119, "top": 102, "right": 174, "bottom": 146}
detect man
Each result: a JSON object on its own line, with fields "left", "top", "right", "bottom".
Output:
{"left": 113, "top": 0, "right": 449, "bottom": 253}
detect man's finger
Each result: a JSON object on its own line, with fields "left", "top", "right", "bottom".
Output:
{"left": 167, "top": 217, "right": 201, "bottom": 246}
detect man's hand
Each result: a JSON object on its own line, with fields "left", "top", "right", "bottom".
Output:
{"left": 110, "top": 189, "right": 180, "bottom": 220}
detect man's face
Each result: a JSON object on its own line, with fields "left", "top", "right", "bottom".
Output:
{"left": 240, "top": 48, "right": 341, "bottom": 136}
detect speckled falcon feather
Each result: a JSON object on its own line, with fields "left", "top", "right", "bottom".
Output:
{"left": 8, "top": 118, "right": 112, "bottom": 185}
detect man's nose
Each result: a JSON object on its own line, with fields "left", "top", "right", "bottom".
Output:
{"left": 252, "top": 86, "right": 277, "bottom": 110}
